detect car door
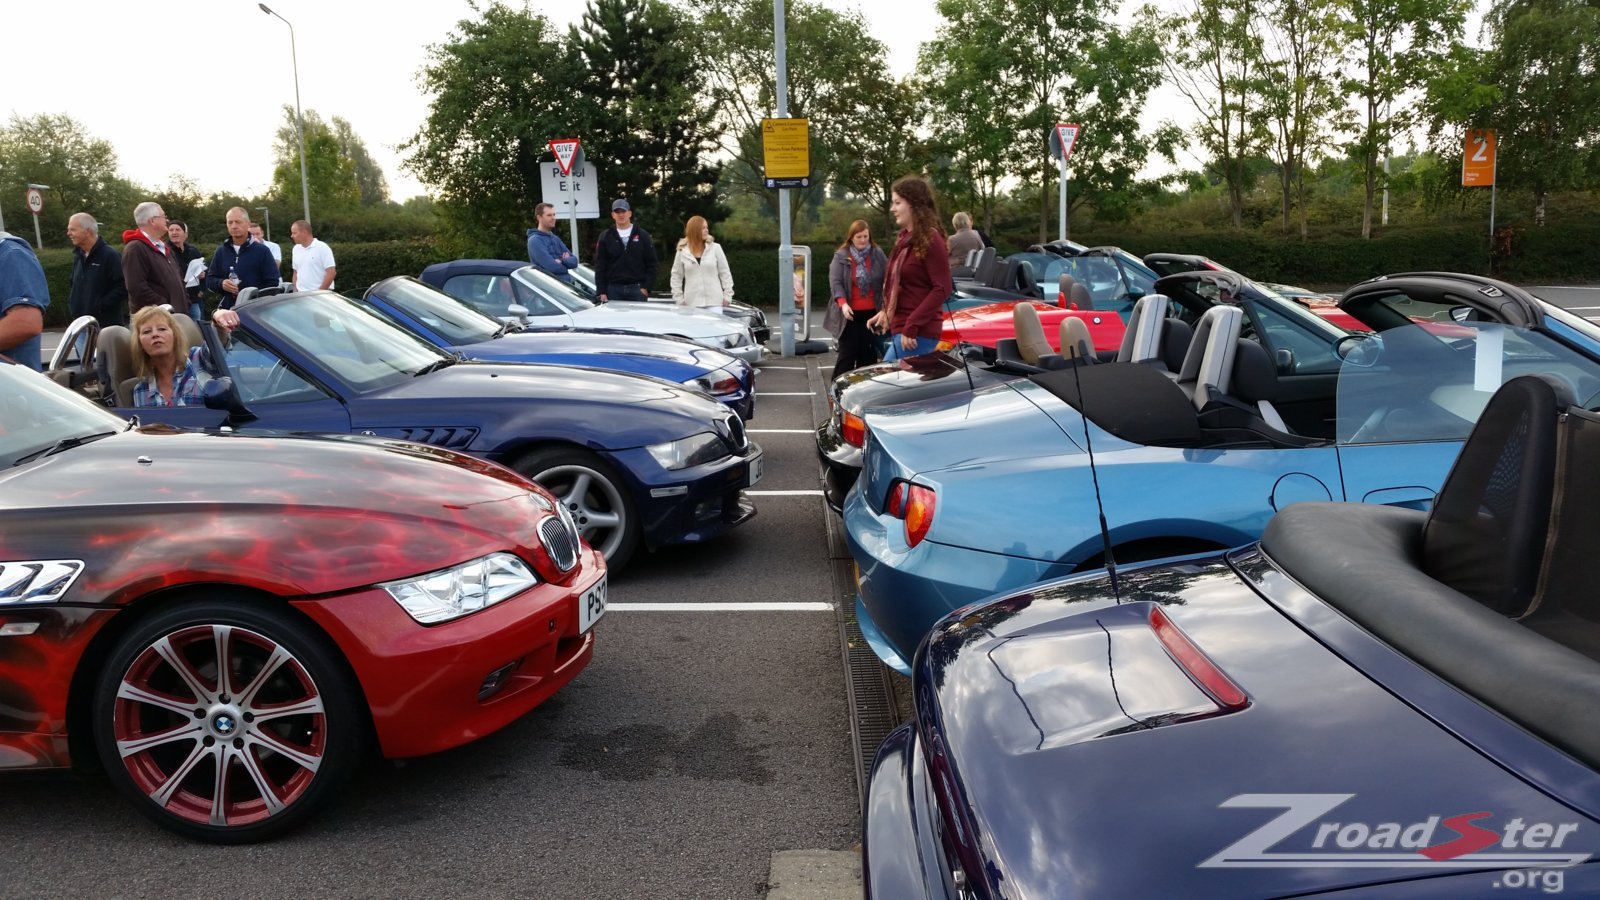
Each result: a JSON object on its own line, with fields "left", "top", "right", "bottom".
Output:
{"left": 133, "top": 328, "right": 352, "bottom": 434}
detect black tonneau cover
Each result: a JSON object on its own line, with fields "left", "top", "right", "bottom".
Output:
{"left": 1030, "top": 362, "right": 1202, "bottom": 447}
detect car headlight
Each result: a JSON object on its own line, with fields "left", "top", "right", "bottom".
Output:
{"left": 646, "top": 432, "right": 730, "bottom": 470}
{"left": 722, "top": 330, "right": 751, "bottom": 349}
{"left": 683, "top": 371, "right": 742, "bottom": 396}
{"left": 382, "top": 552, "right": 539, "bottom": 624}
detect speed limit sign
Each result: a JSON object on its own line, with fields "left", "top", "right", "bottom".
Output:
{"left": 25, "top": 188, "right": 42, "bottom": 214}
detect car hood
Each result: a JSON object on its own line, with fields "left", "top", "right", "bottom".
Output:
{"left": 838, "top": 354, "right": 1016, "bottom": 416}
{"left": 916, "top": 553, "right": 1600, "bottom": 898}
{"left": 0, "top": 428, "right": 564, "bottom": 598}
{"left": 464, "top": 330, "right": 735, "bottom": 373}
{"left": 574, "top": 303, "right": 743, "bottom": 339}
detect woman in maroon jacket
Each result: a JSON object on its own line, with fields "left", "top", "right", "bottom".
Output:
{"left": 868, "top": 175, "right": 951, "bottom": 361}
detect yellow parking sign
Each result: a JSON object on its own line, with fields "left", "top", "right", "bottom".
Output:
{"left": 762, "top": 118, "right": 810, "bottom": 188}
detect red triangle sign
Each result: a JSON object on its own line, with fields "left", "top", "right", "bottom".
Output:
{"left": 549, "top": 138, "right": 581, "bottom": 176}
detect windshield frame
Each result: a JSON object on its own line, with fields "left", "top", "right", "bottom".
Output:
{"left": 513, "top": 267, "right": 597, "bottom": 313}
{"left": 244, "top": 292, "right": 454, "bottom": 394}
{"left": 365, "top": 277, "right": 502, "bottom": 345}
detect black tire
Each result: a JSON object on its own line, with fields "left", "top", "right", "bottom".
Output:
{"left": 92, "top": 597, "right": 365, "bottom": 844}
{"left": 514, "top": 446, "right": 640, "bottom": 571}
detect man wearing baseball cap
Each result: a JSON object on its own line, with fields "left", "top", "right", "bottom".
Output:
{"left": 592, "top": 198, "right": 657, "bottom": 303}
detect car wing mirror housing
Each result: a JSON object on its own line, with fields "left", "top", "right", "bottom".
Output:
{"left": 506, "top": 303, "right": 531, "bottom": 325}
{"left": 202, "top": 377, "right": 258, "bottom": 425}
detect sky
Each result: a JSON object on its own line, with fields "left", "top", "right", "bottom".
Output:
{"left": 6, "top": 0, "right": 940, "bottom": 207}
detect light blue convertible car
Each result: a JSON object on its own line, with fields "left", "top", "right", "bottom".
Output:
{"left": 845, "top": 273, "right": 1600, "bottom": 674}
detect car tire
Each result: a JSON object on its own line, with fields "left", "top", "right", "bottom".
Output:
{"left": 92, "top": 598, "right": 365, "bottom": 844}
{"left": 515, "top": 447, "right": 640, "bottom": 571}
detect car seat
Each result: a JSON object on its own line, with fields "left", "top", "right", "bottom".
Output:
{"left": 971, "top": 247, "right": 998, "bottom": 286}
{"left": 1175, "top": 305, "right": 1243, "bottom": 410}
{"left": 98, "top": 325, "right": 135, "bottom": 407}
{"left": 1058, "top": 317, "right": 1095, "bottom": 362}
{"left": 1067, "top": 282, "right": 1092, "bottom": 312}
{"left": 996, "top": 303, "right": 1057, "bottom": 368}
{"left": 1115, "top": 294, "right": 1172, "bottom": 366}
{"left": 1519, "top": 392, "right": 1600, "bottom": 655}
{"left": 1056, "top": 274, "right": 1078, "bottom": 308}
{"left": 1014, "top": 261, "right": 1039, "bottom": 298}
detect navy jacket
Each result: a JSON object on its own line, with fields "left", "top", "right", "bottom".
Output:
{"left": 593, "top": 226, "right": 657, "bottom": 296}
{"left": 527, "top": 228, "right": 577, "bottom": 281}
{"left": 206, "top": 238, "right": 280, "bottom": 300}
{"left": 68, "top": 237, "right": 128, "bottom": 327}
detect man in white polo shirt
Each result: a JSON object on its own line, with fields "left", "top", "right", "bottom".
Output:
{"left": 289, "top": 219, "right": 337, "bottom": 292}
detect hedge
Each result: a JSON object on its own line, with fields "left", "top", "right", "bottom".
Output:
{"left": 33, "top": 224, "right": 1600, "bottom": 327}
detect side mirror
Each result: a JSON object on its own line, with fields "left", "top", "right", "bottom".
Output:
{"left": 1335, "top": 334, "right": 1383, "bottom": 368}
{"left": 1127, "top": 287, "right": 1146, "bottom": 301}
{"left": 507, "top": 303, "right": 530, "bottom": 325}
{"left": 1274, "top": 347, "right": 1296, "bottom": 375}
{"left": 202, "top": 376, "right": 258, "bottom": 424}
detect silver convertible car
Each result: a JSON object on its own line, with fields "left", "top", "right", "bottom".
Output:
{"left": 421, "top": 259, "right": 764, "bottom": 365}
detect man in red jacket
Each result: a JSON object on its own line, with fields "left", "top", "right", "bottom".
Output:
{"left": 121, "top": 201, "right": 186, "bottom": 316}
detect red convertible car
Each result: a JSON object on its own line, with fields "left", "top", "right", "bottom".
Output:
{"left": 0, "top": 362, "right": 606, "bottom": 842}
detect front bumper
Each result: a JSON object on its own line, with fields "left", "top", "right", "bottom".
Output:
{"left": 814, "top": 420, "right": 863, "bottom": 515}
{"left": 725, "top": 342, "right": 765, "bottom": 365}
{"left": 614, "top": 441, "right": 762, "bottom": 550}
{"left": 291, "top": 545, "right": 605, "bottom": 759}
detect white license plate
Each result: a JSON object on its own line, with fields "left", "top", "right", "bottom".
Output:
{"left": 579, "top": 575, "right": 607, "bottom": 633}
{"left": 747, "top": 449, "right": 764, "bottom": 487}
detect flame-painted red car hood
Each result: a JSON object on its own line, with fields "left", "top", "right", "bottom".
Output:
{"left": 0, "top": 426, "right": 563, "bottom": 602}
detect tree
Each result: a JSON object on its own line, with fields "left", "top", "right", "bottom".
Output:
{"left": 0, "top": 113, "right": 141, "bottom": 243}
{"left": 572, "top": 0, "right": 724, "bottom": 240}
{"left": 272, "top": 108, "right": 362, "bottom": 213}
{"left": 1147, "top": 0, "right": 1271, "bottom": 228}
{"left": 331, "top": 117, "right": 390, "bottom": 206}
{"left": 1483, "top": 0, "right": 1600, "bottom": 226}
{"left": 1258, "top": 0, "right": 1350, "bottom": 236}
{"left": 403, "top": 3, "right": 588, "bottom": 256}
{"left": 1339, "top": 0, "right": 1471, "bottom": 237}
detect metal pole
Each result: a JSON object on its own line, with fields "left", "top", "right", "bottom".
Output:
{"left": 775, "top": 0, "right": 794, "bottom": 357}
{"left": 568, "top": 199, "right": 580, "bottom": 266}
{"left": 1059, "top": 157, "right": 1068, "bottom": 242}
{"left": 1381, "top": 155, "right": 1390, "bottom": 226}
{"left": 32, "top": 211, "right": 42, "bottom": 249}
{"left": 261, "top": 5, "right": 312, "bottom": 227}
{"left": 257, "top": 207, "right": 271, "bottom": 241}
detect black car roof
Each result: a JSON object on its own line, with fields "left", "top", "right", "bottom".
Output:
{"left": 419, "top": 259, "right": 528, "bottom": 284}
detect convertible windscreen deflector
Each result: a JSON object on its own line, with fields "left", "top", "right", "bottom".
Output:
{"left": 1030, "top": 362, "right": 1202, "bottom": 447}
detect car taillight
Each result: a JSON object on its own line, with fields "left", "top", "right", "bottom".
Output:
{"left": 883, "top": 480, "right": 936, "bottom": 547}
{"left": 1149, "top": 606, "right": 1248, "bottom": 710}
{"left": 841, "top": 411, "right": 867, "bottom": 447}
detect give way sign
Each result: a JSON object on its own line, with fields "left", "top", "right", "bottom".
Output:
{"left": 548, "top": 138, "right": 581, "bottom": 177}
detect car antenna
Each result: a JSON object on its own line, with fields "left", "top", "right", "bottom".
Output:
{"left": 943, "top": 281, "right": 977, "bottom": 394}
{"left": 1067, "top": 349, "right": 1121, "bottom": 600}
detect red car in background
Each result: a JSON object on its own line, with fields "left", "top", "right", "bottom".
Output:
{"left": 0, "top": 363, "right": 606, "bottom": 843}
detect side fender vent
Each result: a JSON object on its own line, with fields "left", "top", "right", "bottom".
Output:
{"left": 377, "top": 427, "right": 480, "bottom": 450}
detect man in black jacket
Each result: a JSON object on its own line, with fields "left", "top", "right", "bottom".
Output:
{"left": 206, "top": 207, "right": 280, "bottom": 308}
{"left": 593, "top": 198, "right": 657, "bottom": 303}
{"left": 66, "top": 213, "right": 128, "bottom": 327}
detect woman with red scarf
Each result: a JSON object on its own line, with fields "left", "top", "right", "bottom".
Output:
{"left": 867, "top": 175, "right": 951, "bottom": 362}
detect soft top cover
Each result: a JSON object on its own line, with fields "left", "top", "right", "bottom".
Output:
{"left": 1030, "top": 361, "right": 1202, "bottom": 447}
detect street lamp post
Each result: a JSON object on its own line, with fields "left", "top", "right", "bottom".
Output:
{"left": 256, "top": 206, "right": 271, "bottom": 241}
{"left": 259, "top": 2, "right": 312, "bottom": 228}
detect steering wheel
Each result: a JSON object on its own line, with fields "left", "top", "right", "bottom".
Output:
{"left": 260, "top": 361, "right": 292, "bottom": 398}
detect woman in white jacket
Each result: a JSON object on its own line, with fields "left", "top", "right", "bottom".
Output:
{"left": 670, "top": 216, "right": 734, "bottom": 308}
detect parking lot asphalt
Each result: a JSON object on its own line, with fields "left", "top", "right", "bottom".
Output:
{"left": 2, "top": 351, "right": 862, "bottom": 900}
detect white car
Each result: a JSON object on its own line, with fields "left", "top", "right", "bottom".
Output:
{"left": 422, "top": 260, "right": 764, "bottom": 364}
{"left": 570, "top": 264, "right": 771, "bottom": 344}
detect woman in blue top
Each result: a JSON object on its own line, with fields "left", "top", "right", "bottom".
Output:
{"left": 130, "top": 305, "right": 239, "bottom": 408}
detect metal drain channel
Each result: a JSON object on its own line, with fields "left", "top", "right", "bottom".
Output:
{"left": 808, "top": 356, "right": 906, "bottom": 809}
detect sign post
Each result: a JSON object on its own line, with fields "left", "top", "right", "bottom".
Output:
{"left": 767, "top": 2, "right": 809, "bottom": 356}
{"left": 541, "top": 143, "right": 598, "bottom": 264}
{"left": 25, "top": 185, "right": 46, "bottom": 249}
{"left": 1462, "top": 128, "right": 1497, "bottom": 242}
{"left": 1049, "top": 124, "right": 1081, "bottom": 242}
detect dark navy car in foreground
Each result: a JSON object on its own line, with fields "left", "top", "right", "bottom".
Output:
{"left": 357, "top": 275, "right": 755, "bottom": 420}
{"left": 864, "top": 375, "right": 1600, "bottom": 898}
{"left": 85, "top": 291, "right": 761, "bottom": 570}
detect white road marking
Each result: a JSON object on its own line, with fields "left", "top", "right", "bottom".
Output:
{"left": 748, "top": 489, "right": 825, "bottom": 496}
{"left": 760, "top": 365, "right": 811, "bottom": 370}
{"left": 609, "top": 602, "right": 833, "bottom": 612}
{"left": 748, "top": 429, "right": 815, "bottom": 433}
{"left": 760, "top": 392, "right": 820, "bottom": 396}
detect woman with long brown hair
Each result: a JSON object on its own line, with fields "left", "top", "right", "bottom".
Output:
{"left": 825, "top": 219, "right": 888, "bottom": 379}
{"left": 670, "top": 215, "right": 735, "bottom": 308}
{"left": 867, "top": 175, "right": 951, "bottom": 361}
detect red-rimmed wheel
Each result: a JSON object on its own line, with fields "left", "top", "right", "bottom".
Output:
{"left": 93, "top": 599, "right": 364, "bottom": 843}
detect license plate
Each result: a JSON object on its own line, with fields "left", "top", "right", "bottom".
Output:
{"left": 579, "top": 575, "right": 607, "bottom": 633}
{"left": 747, "top": 449, "right": 764, "bottom": 487}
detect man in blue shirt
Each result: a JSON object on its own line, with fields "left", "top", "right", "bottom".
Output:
{"left": 0, "top": 230, "right": 50, "bottom": 371}
{"left": 527, "top": 203, "right": 577, "bottom": 283}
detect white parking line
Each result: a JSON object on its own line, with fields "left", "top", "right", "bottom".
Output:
{"left": 748, "top": 489, "right": 825, "bottom": 496}
{"left": 609, "top": 602, "right": 833, "bottom": 612}
{"left": 760, "top": 366, "right": 811, "bottom": 370}
{"left": 748, "top": 429, "right": 815, "bottom": 434}
{"left": 761, "top": 392, "right": 819, "bottom": 396}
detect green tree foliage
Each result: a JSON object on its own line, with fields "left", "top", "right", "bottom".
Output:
{"left": 572, "top": 0, "right": 724, "bottom": 240}
{"left": 693, "top": 0, "right": 895, "bottom": 230}
{"left": 1258, "top": 0, "right": 1351, "bottom": 236}
{"left": 402, "top": 2, "right": 586, "bottom": 257}
{"left": 1483, "top": 0, "right": 1600, "bottom": 226}
{"left": 331, "top": 117, "right": 390, "bottom": 207}
{"left": 0, "top": 113, "right": 141, "bottom": 244}
{"left": 1339, "top": 0, "right": 1471, "bottom": 237}
{"left": 920, "top": 9, "right": 1020, "bottom": 232}
{"left": 272, "top": 107, "right": 362, "bottom": 213}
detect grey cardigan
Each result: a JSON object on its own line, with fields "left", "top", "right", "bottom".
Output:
{"left": 828, "top": 245, "right": 889, "bottom": 309}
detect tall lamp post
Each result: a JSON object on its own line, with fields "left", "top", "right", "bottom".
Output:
{"left": 259, "top": 2, "right": 312, "bottom": 228}
{"left": 255, "top": 206, "right": 272, "bottom": 241}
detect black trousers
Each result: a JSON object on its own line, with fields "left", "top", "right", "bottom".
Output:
{"left": 832, "top": 310, "right": 880, "bottom": 381}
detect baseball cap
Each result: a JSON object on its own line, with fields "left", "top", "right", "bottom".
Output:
{"left": 611, "top": 198, "right": 631, "bottom": 212}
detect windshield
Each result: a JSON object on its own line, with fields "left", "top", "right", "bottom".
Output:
{"left": 1, "top": 365, "right": 131, "bottom": 467}
{"left": 368, "top": 279, "right": 500, "bottom": 344}
{"left": 1336, "top": 320, "right": 1600, "bottom": 445}
{"left": 514, "top": 267, "right": 596, "bottom": 313}
{"left": 250, "top": 293, "right": 451, "bottom": 393}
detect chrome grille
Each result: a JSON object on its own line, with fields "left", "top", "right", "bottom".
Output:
{"left": 540, "top": 514, "right": 579, "bottom": 572}
{"left": 719, "top": 413, "right": 748, "bottom": 453}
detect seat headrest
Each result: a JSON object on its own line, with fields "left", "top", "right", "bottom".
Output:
{"left": 1058, "top": 317, "right": 1094, "bottom": 361}
{"left": 1068, "top": 282, "right": 1091, "bottom": 309}
{"left": 1229, "top": 339, "right": 1278, "bottom": 403}
{"left": 1115, "top": 293, "right": 1172, "bottom": 365}
{"left": 1176, "top": 305, "right": 1244, "bottom": 410}
{"left": 972, "top": 247, "right": 998, "bottom": 284}
{"left": 1057, "top": 273, "right": 1077, "bottom": 297}
{"left": 1422, "top": 374, "right": 1573, "bottom": 615}
{"left": 1012, "top": 303, "right": 1051, "bottom": 366}
{"left": 987, "top": 259, "right": 1015, "bottom": 290}
{"left": 1015, "top": 262, "right": 1038, "bottom": 296}
{"left": 1525, "top": 403, "right": 1600, "bottom": 627}
{"left": 98, "top": 326, "right": 134, "bottom": 398}
{"left": 1160, "top": 319, "right": 1193, "bottom": 373}
{"left": 172, "top": 313, "right": 201, "bottom": 349}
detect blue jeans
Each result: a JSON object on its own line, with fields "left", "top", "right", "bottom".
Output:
{"left": 188, "top": 301, "right": 204, "bottom": 323}
{"left": 608, "top": 283, "right": 647, "bottom": 303}
{"left": 882, "top": 334, "right": 941, "bottom": 362}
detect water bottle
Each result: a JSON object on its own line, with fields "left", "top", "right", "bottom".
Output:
{"left": 227, "top": 265, "right": 239, "bottom": 289}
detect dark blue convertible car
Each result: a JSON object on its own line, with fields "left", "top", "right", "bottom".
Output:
{"left": 865, "top": 374, "right": 1600, "bottom": 898}
{"left": 83, "top": 290, "right": 762, "bottom": 570}
{"left": 357, "top": 275, "right": 755, "bottom": 420}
